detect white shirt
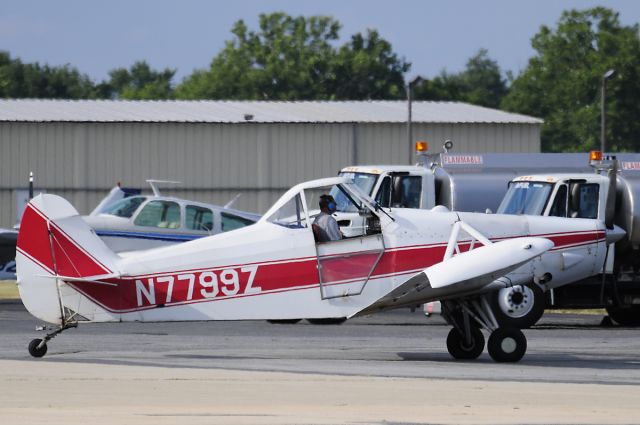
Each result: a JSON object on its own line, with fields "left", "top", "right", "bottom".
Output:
{"left": 313, "top": 212, "right": 341, "bottom": 242}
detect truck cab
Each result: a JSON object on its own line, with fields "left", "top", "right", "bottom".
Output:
{"left": 495, "top": 153, "right": 640, "bottom": 326}
{"left": 497, "top": 174, "right": 609, "bottom": 221}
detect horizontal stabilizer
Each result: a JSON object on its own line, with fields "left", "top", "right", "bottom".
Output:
{"left": 36, "top": 272, "right": 120, "bottom": 286}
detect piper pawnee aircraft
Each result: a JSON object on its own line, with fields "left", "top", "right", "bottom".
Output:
{"left": 16, "top": 176, "right": 623, "bottom": 362}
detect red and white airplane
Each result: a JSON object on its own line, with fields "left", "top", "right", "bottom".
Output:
{"left": 16, "top": 176, "right": 621, "bottom": 362}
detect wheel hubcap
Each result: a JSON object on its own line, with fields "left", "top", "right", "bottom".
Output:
{"left": 498, "top": 286, "right": 535, "bottom": 318}
{"left": 501, "top": 337, "right": 517, "bottom": 354}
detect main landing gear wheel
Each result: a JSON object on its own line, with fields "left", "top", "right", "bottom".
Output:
{"left": 28, "top": 338, "right": 48, "bottom": 358}
{"left": 446, "top": 327, "right": 485, "bottom": 360}
{"left": 487, "top": 328, "right": 527, "bottom": 363}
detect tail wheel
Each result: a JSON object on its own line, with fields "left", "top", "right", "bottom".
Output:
{"left": 28, "top": 338, "right": 48, "bottom": 358}
{"left": 487, "top": 328, "right": 527, "bottom": 363}
{"left": 446, "top": 327, "right": 485, "bottom": 360}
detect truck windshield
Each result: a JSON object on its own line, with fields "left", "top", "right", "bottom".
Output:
{"left": 497, "top": 182, "right": 553, "bottom": 216}
{"left": 333, "top": 172, "right": 378, "bottom": 212}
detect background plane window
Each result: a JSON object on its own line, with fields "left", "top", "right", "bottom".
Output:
{"left": 134, "top": 201, "right": 181, "bottom": 228}
{"left": 221, "top": 212, "right": 255, "bottom": 232}
{"left": 101, "top": 196, "right": 146, "bottom": 218}
{"left": 186, "top": 205, "right": 214, "bottom": 231}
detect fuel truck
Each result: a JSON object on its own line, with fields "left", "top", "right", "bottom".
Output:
{"left": 333, "top": 142, "right": 640, "bottom": 327}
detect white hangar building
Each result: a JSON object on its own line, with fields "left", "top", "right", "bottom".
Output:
{"left": 0, "top": 99, "right": 542, "bottom": 226}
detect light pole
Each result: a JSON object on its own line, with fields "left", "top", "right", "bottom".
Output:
{"left": 407, "top": 75, "right": 423, "bottom": 164}
{"left": 601, "top": 69, "right": 615, "bottom": 153}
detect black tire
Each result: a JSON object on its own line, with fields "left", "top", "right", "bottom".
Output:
{"left": 28, "top": 338, "right": 47, "bottom": 358}
{"left": 487, "top": 328, "right": 527, "bottom": 363}
{"left": 606, "top": 306, "right": 640, "bottom": 326}
{"left": 492, "top": 284, "right": 545, "bottom": 329}
{"left": 266, "top": 319, "right": 302, "bottom": 324}
{"left": 306, "top": 317, "right": 347, "bottom": 325}
{"left": 446, "top": 327, "right": 485, "bottom": 360}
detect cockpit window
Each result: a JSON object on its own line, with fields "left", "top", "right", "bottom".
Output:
{"left": 101, "top": 196, "right": 146, "bottom": 218}
{"left": 335, "top": 172, "right": 378, "bottom": 212}
{"left": 267, "top": 194, "right": 307, "bottom": 229}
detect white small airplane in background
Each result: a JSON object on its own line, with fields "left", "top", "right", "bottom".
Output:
{"left": 16, "top": 176, "right": 623, "bottom": 362}
{"left": 1, "top": 181, "right": 260, "bottom": 279}
{"left": 84, "top": 180, "right": 260, "bottom": 253}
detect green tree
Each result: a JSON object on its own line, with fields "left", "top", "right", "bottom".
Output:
{"left": 176, "top": 12, "right": 409, "bottom": 100}
{"left": 177, "top": 13, "right": 339, "bottom": 100}
{"left": 0, "top": 51, "right": 99, "bottom": 98}
{"left": 413, "top": 49, "right": 507, "bottom": 108}
{"left": 105, "top": 61, "right": 176, "bottom": 99}
{"left": 330, "top": 30, "right": 409, "bottom": 99}
{"left": 502, "top": 7, "right": 640, "bottom": 152}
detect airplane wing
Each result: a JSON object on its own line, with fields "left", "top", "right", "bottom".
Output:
{"left": 352, "top": 236, "right": 553, "bottom": 317}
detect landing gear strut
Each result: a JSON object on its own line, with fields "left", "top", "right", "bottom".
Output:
{"left": 28, "top": 323, "right": 77, "bottom": 358}
{"left": 442, "top": 295, "right": 528, "bottom": 363}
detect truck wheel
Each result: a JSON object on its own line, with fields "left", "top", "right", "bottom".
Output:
{"left": 487, "top": 328, "right": 527, "bottom": 363}
{"left": 267, "top": 319, "right": 302, "bottom": 324}
{"left": 605, "top": 306, "right": 640, "bottom": 326}
{"left": 492, "top": 284, "right": 545, "bottom": 329}
{"left": 446, "top": 327, "right": 485, "bottom": 360}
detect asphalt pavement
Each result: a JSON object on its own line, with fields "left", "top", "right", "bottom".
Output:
{"left": 2, "top": 300, "right": 639, "bottom": 386}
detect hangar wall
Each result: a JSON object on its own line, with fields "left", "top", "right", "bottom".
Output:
{"left": 0, "top": 121, "right": 540, "bottom": 226}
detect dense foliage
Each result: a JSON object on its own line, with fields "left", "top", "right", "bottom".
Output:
{"left": 502, "top": 7, "right": 640, "bottom": 152}
{"left": 175, "top": 13, "right": 409, "bottom": 100}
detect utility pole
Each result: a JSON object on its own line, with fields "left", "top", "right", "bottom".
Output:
{"left": 601, "top": 69, "right": 615, "bottom": 153}
{"left": 407, "top": 76, "right": 423, "bottom": 164}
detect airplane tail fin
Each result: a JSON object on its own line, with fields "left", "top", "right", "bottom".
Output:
{"left": 16, "top": 194, "right": 120, "bottom": 324}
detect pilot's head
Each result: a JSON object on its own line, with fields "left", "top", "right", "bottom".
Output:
{"left": 319, "top": 194, "right": 337, "bottom": 214}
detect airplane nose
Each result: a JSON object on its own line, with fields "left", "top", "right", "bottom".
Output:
{"left": 606, "top": 225, "right": 626, "bottom": 245}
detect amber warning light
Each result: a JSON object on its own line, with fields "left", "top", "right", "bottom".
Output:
{"left": 415, "top": 141, "right": 428, "bottom": 153}
{"left": 590, "top": 150, "right": 603, "bottom": 161}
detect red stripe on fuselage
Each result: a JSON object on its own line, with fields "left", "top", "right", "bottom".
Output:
{"left": 65, "top": 230, "right": 605, "bottom": 314}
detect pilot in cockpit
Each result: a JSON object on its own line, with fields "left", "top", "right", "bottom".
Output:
{"left": 312, "top": 194, "right": 343, "bottom": 242}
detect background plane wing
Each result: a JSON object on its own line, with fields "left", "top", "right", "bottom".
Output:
{"left": 352, "top": 237, "right": 553, "bottom": 317}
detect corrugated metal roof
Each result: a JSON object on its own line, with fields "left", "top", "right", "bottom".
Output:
{"left": 0, "top": 99, "right": 543, "bottom": 124}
